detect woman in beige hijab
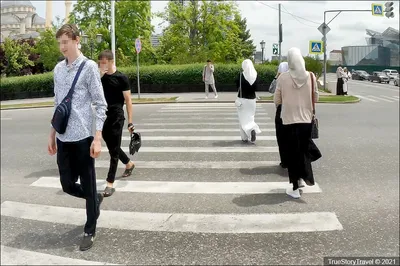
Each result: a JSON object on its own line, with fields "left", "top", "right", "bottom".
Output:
{"left": 274, "top": 47, "right": 319, "bottom": 199}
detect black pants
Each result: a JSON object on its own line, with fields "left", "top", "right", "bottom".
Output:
{"left": 57, "top": 136, "right": 99, "bottom": 235}
{"left": 102, "top": 108, "right": 130, "bottom": 184}
{"left": 336, "top": 78, "right": 344, "bottom": 95}
{"left": 275, "top": 105, "right": 288, "bottom": 165}
{"left": 282, "top": 123, "right": 315, "bottom": 191}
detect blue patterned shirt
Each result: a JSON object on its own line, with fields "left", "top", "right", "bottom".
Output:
{"left": 53, "top": 53, "right": 108, "bottom": 142}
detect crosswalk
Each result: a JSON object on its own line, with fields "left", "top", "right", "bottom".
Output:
{"left": 355, "top": 94, "right": 399, "bottom": 103}
{"left": 1, "top": 102, "right": 343, "bottom": 265}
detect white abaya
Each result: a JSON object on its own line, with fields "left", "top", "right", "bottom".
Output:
{"left": 236, "top": 97, "right": 261, "bottom": 141}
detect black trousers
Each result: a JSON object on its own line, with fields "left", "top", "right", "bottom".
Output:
{"left": 282, "top": 123, "right": 315, "bottom": 191}
{"left": 102, "top": 107, "right": 130, "bottom": 184}
{"left": 275, "top": 105, "right": 288, "bottom": 165}
{"left": 336, "top": 78, "right": 344, "bottom": 95}
{"left": 57, "top": 136, "right": 99, "bottom": 235}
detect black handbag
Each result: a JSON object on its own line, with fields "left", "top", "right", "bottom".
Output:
{"left": 51, "top": 60, "right": 87, "bottom": 134}
{"left": 129, "top": 132, "right": 142, "bottom": 155}
{"left": 310, "top": 72, "right": 319, "bottom": 139}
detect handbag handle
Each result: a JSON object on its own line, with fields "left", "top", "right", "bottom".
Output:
{"left": 309, "top": 72, "right": 315, "bottom": 115}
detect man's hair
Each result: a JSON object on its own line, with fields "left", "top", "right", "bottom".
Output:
{"left": 98, "top": 50, "right": 114, "bottom": 61}
{"left": 207, "top": 59, "right": 211, "bottom": 62}
{"left": 56, "top": 24, "right": 80, "bottom": 40}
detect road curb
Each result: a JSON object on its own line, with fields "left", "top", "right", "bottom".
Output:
{"left": 0, "top": 98, "right": 361, "bottom": 110}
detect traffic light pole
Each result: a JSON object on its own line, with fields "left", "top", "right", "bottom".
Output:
{"left": 322, "top": 9, "right": 371, "bottom": 90}
{"left": 278, "top": 4, "right": 282, "bottom": 63}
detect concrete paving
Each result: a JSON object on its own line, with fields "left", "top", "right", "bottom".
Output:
{"left": 1, "top": 92, "right": 399, "bottom": 264}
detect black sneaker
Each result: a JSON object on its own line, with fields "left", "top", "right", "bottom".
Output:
{"left": 97, "top": 193, "right": 104, "bottom": 220}
{"left": 79, "top": 233, "right": 95, "bottom": 251}
{"left": 251, "top": 130, "right": 256, "bottom": 142}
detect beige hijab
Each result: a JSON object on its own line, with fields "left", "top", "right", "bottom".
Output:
{"left": 287, "top": 47, "right": 309, "bottom": 89}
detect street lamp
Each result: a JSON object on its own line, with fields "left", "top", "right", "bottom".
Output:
{"left": 260, "top": 40, "right": 265, "bottom": 63}
{"left": 80, "top": 31, "right": 103, "bottom": 60}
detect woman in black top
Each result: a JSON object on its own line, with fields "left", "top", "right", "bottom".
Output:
{"left": 234, "top": 59, "right": 262, "bottom": 143}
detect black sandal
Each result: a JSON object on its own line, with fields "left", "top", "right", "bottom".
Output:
{"left": 122, "top": 164, "right": 135, "bottom": 177}
{"left": 103, "top": 186, "right": 115, "bottom": 197}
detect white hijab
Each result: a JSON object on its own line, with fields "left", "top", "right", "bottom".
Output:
{"left": 276, "top": 62, "right": 289, "bottom": 78}
{"left": 242, "top": 59, "right": 257, "bottom": 85}
{"left": 287, "top": 47, "right": 309, "bottom": 89}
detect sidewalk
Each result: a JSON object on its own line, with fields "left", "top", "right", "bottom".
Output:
{"left": 1, "top": 90, "right": 333, "bottom": 106}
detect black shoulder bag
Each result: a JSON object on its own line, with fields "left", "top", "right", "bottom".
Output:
{"left": 310, "top": 72, "right": 319, "bottom": 139}
{"left": 51, "top": 59, "right": 87, "bottom": 134}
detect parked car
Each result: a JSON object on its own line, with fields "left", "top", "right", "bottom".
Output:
{"left": 382, "top": 69, "right": 399, "bottom": 80}
{"left": 369, "top": 72, "right": 390, "bottom": 83}
{"left": 352, "top": 70, "right": 370, "bottom": 80}
{"left": 394, "top": 75, "right": 399, "bottom": 86}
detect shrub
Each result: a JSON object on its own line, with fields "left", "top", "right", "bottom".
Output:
{"left": 1, "top": 63, "right": 277, "bottom": 100}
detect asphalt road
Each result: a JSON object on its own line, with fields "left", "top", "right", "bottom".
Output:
{"left": 1, "top": 85, "right": 399, "bottom": 265}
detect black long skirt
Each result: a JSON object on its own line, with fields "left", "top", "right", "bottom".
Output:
{"left": 336, "top": 78, "right": 344, "bottom": 95}
{"left": 282, "top": 123, "right": 315, "bottom": 190}
{"left": 275, "top": 105, "right": 288, "bottom": 166}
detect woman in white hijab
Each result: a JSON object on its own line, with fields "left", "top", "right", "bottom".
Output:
{"left": 274, "top": 47, "right": 319, "bottom": 199}
{"left": 273, "top": 62, "right": 289, "bottom": 168}
{"left": 235, "top": 59, "right": 261, "bottom": 143}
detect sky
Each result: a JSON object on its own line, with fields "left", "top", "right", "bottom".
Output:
{"left": 29, "top": 0, "right": 400, "bottom": 60}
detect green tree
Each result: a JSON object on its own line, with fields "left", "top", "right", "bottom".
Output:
{"left": 304, "top": 56, "right": 323, "bottom": 78}
{"left": 234, "top": 15, "right": 256, "bottom": 59}
{"left": 0, "top": 38, "right": 34, "bottom": 76}
{"left": 34, "top": 29, "right": 61, "bottom": 71}
{"left": 69, "top": 0, "right": 154, "bottom": 63}
{"left": 157, "top": 0, "right": 244, "bottom": 64}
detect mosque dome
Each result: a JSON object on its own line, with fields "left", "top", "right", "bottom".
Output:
{"left": 1, "top": 1, "right": 34, "bottom": 9}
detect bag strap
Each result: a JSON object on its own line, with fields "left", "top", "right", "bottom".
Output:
{"left": 309, "top": 71, "right": 315, "bottom": 115}
{"left": 66, "top": 59, "right": 87, "bottom": 98}
{"left": 238, "top": 72, "right": 242, "bottom": 98}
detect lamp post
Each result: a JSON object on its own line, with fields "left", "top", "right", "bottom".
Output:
{"left": 260, "top": 40, "right": 265, "bottom": 64}
{"left": 81, "top": 32, "right": 103, "bottom": 60}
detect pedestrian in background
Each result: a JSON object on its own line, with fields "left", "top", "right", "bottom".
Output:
{"left": 274, "top": 47, "right": 318, "bottom": 199}
{"left": 203, "top": 59, "right": 218, "bottom": 99}
{"left": 272, "top": 62, "right": 289, "bottom": 168}
{"left": 235, "top": 59, "right": 261, "bottom": 143}
{"left": 336, "top": 65, "right": 345, "bottom": 95}
{"left": 47, "top": 24, "right": 108, "bottom": 251}
{"left": 342, "top": 67, "right": 350, "bottom": 96}
{"left": 98, "top": 50, "right": 136, "bottom": 197}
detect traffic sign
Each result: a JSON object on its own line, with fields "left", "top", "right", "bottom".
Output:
{"left": 272, "top": 43, "right": 278, "bottom": 55}
{"left": 309, "top": 40, "right": 323, "bottom": 54}
{"left": 372, "top": 3, "right": 384, "bottom": 16}
{"left": 135, "top": 38, "right": 142, "bottom": 54}
{"left": 318, "top": 23, "right": 330, "bottom": 35}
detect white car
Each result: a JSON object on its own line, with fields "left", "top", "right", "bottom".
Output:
{"left": 382, "top": 69, "right": 399, "bottom": 80}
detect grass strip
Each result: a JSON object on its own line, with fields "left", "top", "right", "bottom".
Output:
{"left": 0, "top": 97, "right": 179, "bottom": 109}
{"left": 259, "top": 95, "right": 359, "bottom": 103}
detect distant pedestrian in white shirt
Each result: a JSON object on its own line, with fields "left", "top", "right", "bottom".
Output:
{"left": 203, "top": 59, "right": 218, "bottom": 99}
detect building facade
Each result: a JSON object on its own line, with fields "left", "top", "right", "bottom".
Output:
{"left": 341, "top": 27, "right": 399, "bottom": 67}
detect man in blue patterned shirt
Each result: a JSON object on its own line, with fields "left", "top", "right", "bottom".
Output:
{"left": 47, "top": 24, "right": 108, "bottom": 251}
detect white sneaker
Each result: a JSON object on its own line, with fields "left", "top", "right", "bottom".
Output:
{"left": 286, "top": 188, "right": 301, "bottom": 199}
{"left": 214, "top": 95, "right": 218, "bottom": 99}
{"left": 205, "top": 96, "right": 208, "bottom": 99}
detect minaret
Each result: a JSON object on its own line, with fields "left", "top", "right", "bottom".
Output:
{"left": 45, "top": 0, "right": 53, "bottom": 28}
{"left": 65, "top": 0, "right": 72, "bottom": 24}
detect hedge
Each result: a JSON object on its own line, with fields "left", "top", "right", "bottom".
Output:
{"left": 0, "top": 63, "right": 277, "bottom": 100}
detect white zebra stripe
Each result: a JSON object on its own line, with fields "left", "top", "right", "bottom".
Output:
{"left": 1, "top": 201, "right": 343, "bottom": 234}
